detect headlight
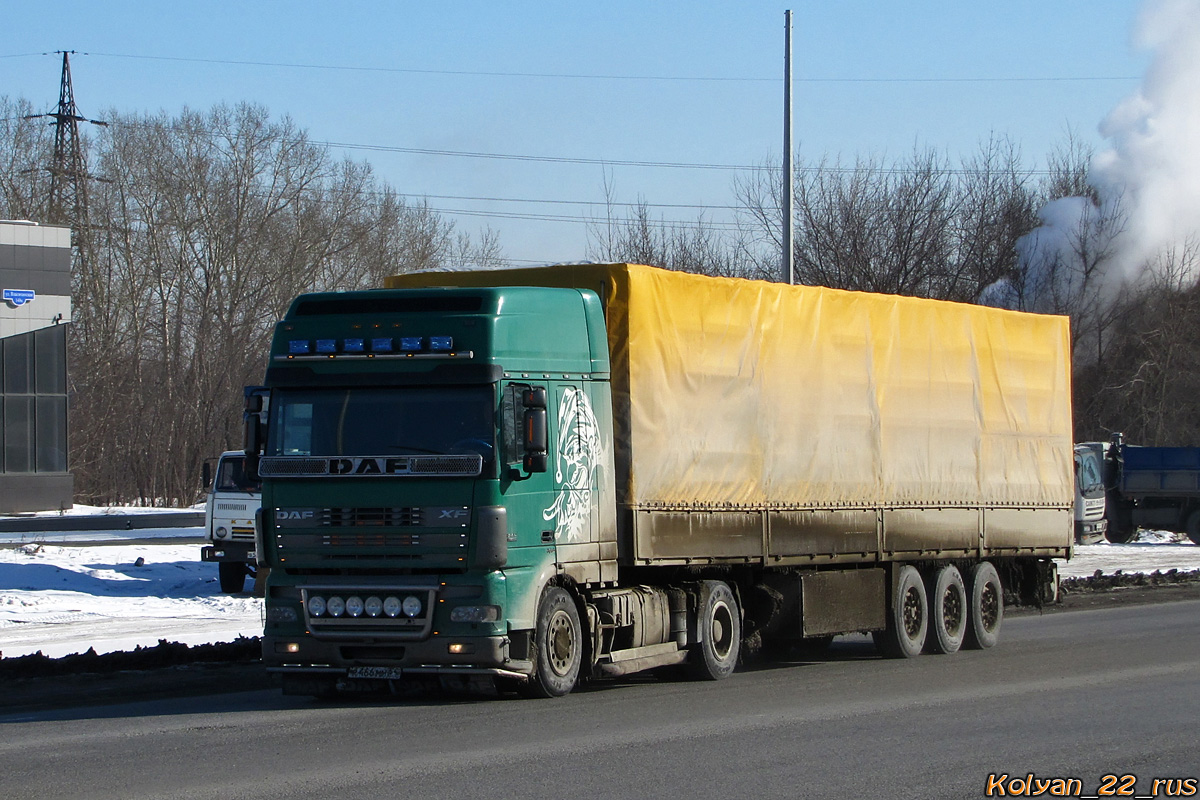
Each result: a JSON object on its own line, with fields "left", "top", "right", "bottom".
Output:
{"left": 402, "top": 595, "right": 422, "bottom": 618}
{"left": 307, "top": 596, "right": 326, "bottom": 617}
{"left": 383, "top": 596, "right": 402, "bottom": 617}
{"left": 345, "top": 596, "right": 364, "bottom": 617}
{"left": 450, "top": 605, "right": 501, "bottom": 623}
{"left": 364, "top": 596, "right": 383, "bottom": 617}
{"left": 326, "top": 596, "right": 346, "bottom": 617}
{"left": 267, "top": 607, "right": 297, "bottom": 623}
{"left": 215, "top": 526, "right": 229, "bottom": 539}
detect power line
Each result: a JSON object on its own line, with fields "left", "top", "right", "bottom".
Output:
{"left": 8, "top": 50, "right": 1141, "bottom": 85}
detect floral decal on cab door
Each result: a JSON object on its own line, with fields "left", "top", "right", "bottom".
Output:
{"left": 543, "top": 386, "right": 602, "bottom": 542}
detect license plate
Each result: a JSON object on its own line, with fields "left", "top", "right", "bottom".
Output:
{"left": 348, "top": 666, "right": 405, "bottom": 680}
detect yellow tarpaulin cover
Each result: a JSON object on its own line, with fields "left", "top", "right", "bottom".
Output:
{"left": 386, "top": 263, "right": 1074, "bottom": 510}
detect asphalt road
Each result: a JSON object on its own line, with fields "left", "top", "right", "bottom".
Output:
{"left": 2, "top": 599, "right": 1197, "bottom": 800}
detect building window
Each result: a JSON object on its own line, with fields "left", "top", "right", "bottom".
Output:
{"left": 0, "top": 325, "right": 68, "bottom": 474}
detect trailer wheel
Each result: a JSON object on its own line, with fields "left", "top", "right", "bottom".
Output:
{"left": 964, "top": 561, "right": 1003, "bottom": 650}
{"left": 687, "top": 580, "right": 741, "bottom": 680}
{"left": 873, "top": 565, "right": 927, "bottom": 658}
{"left": 218, "top": 562, "right": 247, "bottom": 593}
{"left": 522, "top": 586, "right": 582, "bottom": 698}
{"left": 925, "top": 565, "right": 966, "bottom": 655}
{"left": 1186, "top": 510, "right": 1200, "bottom": 546}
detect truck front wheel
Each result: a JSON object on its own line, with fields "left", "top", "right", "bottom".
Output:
{"left": 873, "top": 565, "right": 927, "bottom": 658}
{"left": 522, "top": 586, "right": 583, "bottom": 698}
{"left": 687, "top": 580, "right": 741, "bottom": 680}
{"left": 218, "top": 562, "right": 247, "bottom": 594}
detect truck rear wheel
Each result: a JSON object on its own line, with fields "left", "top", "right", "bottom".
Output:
{"left": 925, "top": 565, "right": 966, "bottom": 655}
{"left": 1186, "top": 510, "right": 1200, "bottom": 546}
{"left": 522, "top": 586, "right": 583, "bottom": 698}
{"left": 218, "top": 562, "right": 247, "bottom": 593}
{"left": 687, "top": 580, "right": 741, "bottom": 680}
{"left": 964, "top": 561, "right": 1003, "bottom": 649}
{"left": 873, "top": 565, "right": 927, "bottom": 658}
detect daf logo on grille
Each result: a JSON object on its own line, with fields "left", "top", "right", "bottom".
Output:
{"left": 277, "top": 509, "right": 315, "bottom": 521}
{"left": 330, "top": 457, "right": 412, "bottom": 475}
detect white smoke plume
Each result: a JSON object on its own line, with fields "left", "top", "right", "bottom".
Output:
{"left": 988, "top": 0, "right": 1200, "bottom": 312}
{"left": 1092, "top": 0, "right": 1200, "bottom": 276}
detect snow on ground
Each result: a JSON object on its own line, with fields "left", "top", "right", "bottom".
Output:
{"left": 0, "top": 527, "right": 1196, "bottom": 661}
{"left": 0, "top": 541, "right": 261, "bottom": 659}
{"left": 22, "top": 503, "right": 206, "bottom": 518}
{"left": 1056, "top": 530, "right": 1200, "bottom": 578}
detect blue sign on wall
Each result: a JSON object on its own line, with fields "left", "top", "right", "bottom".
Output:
{"left": 3, "top": 289, "right": 35, "bottom": 307}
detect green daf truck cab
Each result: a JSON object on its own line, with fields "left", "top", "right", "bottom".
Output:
{"left": 254, "top": 286, "right": 616, "bottom": 697}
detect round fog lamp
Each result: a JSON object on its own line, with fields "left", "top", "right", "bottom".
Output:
{"left": 383, "top": 596, "right": 402, "bottom": 618}
{"left": 345, "top": 596, "right": 364, "bottom": 617}
{"left": 307, "top": 596, "right": 326, "bottom": 617}
{"left": 364, "top": 596, "right": 383, "bottom": 617}
{"left": 326, "top": 596, "right": 346, "bottom": 617}
{"left": 215, "top": 526, "right": 229, "bottom": 539}
{"left": 402, "top": 595, "right": 422, "bottom": 618}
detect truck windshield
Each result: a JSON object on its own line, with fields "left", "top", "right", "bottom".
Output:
{"left": 267, "top": 386, "right": 496, "bottom": 470}
{"left": 215, "top": 457, "right": 261, "bottom": 493}
{"left": 1075, "top": 450, "right": 1104, "bottom": 497}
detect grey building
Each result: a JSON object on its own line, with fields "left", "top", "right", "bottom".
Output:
{"left": 0, "top": 221, "right": 72, "bottom": 513}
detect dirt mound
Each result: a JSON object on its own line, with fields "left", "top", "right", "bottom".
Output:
{"left": 0, "top": 636, "right": 260, "bottom": 680}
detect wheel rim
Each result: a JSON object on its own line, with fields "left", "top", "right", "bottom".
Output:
{"left": 547, "top": 609, "right": 576, "bottom": 677}
{"left": 902, "top": 586, "right": 924, "bottom": 639}
{"left": 710, "top": 599, "right": 734, "bottom": 660}
{"left": 979, "top": 582, "right": 999, "bottom": 632}
{"left": 943, "top": 585, "right": 964, "bottom": 634}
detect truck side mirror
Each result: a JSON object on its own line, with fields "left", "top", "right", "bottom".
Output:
{"left": 522, "top": 406, "right": 548, "bottom": 473}
{"left": 508, "top": 386, "right": 548, "bottom": 481}
{"left": 243, "top": 386, "right": 269, "bottom": 480}
{"left": 202, "top": 462, "right": 212, "bottom": 490}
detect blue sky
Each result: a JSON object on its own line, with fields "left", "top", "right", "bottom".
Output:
{"left": 1, "top": 1, "right": 1151, "bottom": 265}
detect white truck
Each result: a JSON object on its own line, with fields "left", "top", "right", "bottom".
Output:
{"left": 1074, "top": 442, "right": 1109, "bottom": 544}
{"left": 201, "top": 451, "right": 262, "bottom": 593}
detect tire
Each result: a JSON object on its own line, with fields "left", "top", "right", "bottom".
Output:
{"left": 219, "top": 562, "right": 247, "bottom": 593}
{"left": 873, "top": 565, "right": 927, "bottom": 659}
{"left": 925, "top": 565, "right": 966, "bottom": 655}
{"left": 1186, "top": 510, "right": 1200, "bottom": 546}
{"left": 964, "top": 561, "right": 1003, "bottom": 650}
{"left": 522, "top": 586, "right": 583, "bottom": 698}
{"left": 687, "top": 580, "right": 741, "bottom": 680}
{"left": 1105, "top": 509, "right": 1136, "bottom": 543}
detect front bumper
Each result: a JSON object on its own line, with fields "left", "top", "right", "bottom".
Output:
{"left": 1074, "top": 517, "right": 1109, "bottom": 545}
{"left": 262, "top": 633, "right": 532, "bottom": 679}
{"left": 201, "top": 541, "right": 256, "bottom": 563}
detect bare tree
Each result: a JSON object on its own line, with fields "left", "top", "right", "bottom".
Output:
{"left": 736, "top": 141, "right": 1040, "bottom": 301}
{"left": 588, "top": 177, "right": 760, "bottom": 279}
{"left": 1076, "top": 240, "right": 1200, "bottom": 444}
{"left": 0, "top": 101, "right": 505, "bottom": 504}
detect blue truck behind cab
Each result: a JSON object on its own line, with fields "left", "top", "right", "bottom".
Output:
{"left": 1102, "top": 434, "right": 1200, "bottom": 544}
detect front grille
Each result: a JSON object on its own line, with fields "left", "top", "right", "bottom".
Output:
{"left": 323, "top": 507, "right": 423, "bottom": 527}
{"left": 260, "top": 455, "right": 482, "bottom": 477}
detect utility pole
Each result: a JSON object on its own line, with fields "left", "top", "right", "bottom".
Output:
{"left": 26, "top": 50, "right": 107, "bottom": 230}
{"left": 782, "top": 11, "right": 794, "bottom": 285}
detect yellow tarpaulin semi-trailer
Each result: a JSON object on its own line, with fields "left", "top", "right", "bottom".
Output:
{"left": 387, "top": 263, "right": 1073, "bottom": 562}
